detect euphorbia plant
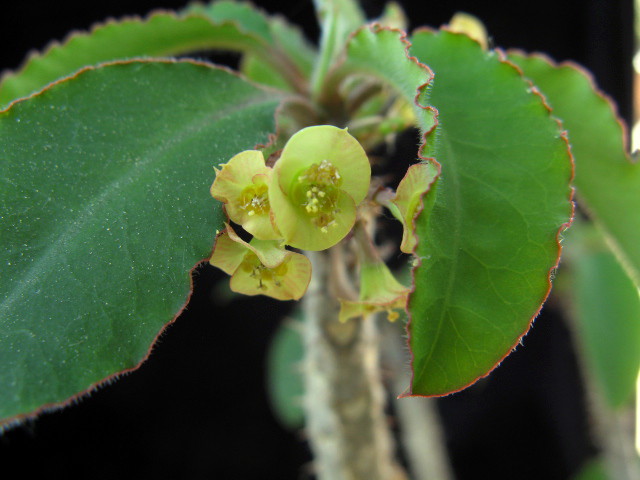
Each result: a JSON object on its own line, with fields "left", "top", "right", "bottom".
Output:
{"left": 1, "top": 1, "right": 639, "bottom": 479}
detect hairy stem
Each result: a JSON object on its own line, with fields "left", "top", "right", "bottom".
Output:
{"left": 302, "top": 250, "right": 407, "bottom": 480}
{"left": 380, "top": 321, "right": 455, "bottom": 480}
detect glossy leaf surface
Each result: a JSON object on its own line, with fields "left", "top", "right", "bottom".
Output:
{"left": 0, "top": 60, "right": 280, "bottom": 425}
{"left": 406, "top": 31, "right": 573, "bottom": 396}
{"left": 509, "top": 52, "right": 640, "bottom": 287}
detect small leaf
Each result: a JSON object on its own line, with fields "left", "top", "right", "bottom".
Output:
{"left": 0, "top": 60, "right": 281, "bottom": 426}
{"left": 447, "top": 13, "right": 489, "bottom": 50}
{"left": 241, "top": 55, "right": 293, "bottom": 91}
{"left": 266, "top": 319, "right": 305, "bottom": 429}
{"left": 311, "top": 0, "right": 366, "bottom": 96}
{"left": 185, "top": 1, "right": 316, "bottom": 92}
{"left": 186, "top": 0, "right": 274, "bottom": 43}
{"left": 406, "top": 31, "right": 573, "bottom": 396}
{"left": 376, "top": 2, "right": 408, "bottom": 31}
{"left": 509, "top": 52, "right": 640, "bottom": 288}
{"left": 391, "top": 162, "right": 439, "bottom": 253}
{"left": 323, "top": 25, "right": 437, "bottom": 135}
{"left": 312, "top": 0, "right": 365, "bottom": 31}
{"left": 565, "top": 222, "right": 640, "bottom": 409}
{"left": 572, "top": 458, "right": 609, "bottom": 480}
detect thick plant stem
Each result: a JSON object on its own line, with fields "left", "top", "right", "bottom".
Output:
{"left": 380, "top": 321, "right": 455, "bottom": 480}
{"left": 302, "top": 250, "right": 407, "bottom": 480}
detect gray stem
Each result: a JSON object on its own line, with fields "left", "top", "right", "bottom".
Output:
{"left": 302, "top": 250, "right": 407, "bottom": 480}
{"left": 380, "top": 321, "right": 455, "bottom": 480}
{"left": 567, "top": 313, "right": 640, "bottom": 479}
{"left": 584, "top": 366, "right": 640, "bottom": 479}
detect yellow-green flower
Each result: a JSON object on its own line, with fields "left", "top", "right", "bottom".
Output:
{"left": 339, "top": 260, "right": 410, "bottom": 323}
{"left": 209, "top": 224, "right": 311, "bottom": 301}
{"left": 448, "top": 12, "right": 489, "bottom": 50}
{"left": 210, "top": 150, "right": 280, "bottom": 240}
{"left": 339, "top": 223, "right": 410, "bottom": 322}
{"left": 268, "top": 125, "right": 371, "bottom": 251}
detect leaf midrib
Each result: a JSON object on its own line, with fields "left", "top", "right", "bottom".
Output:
{"left": 415, "top": 128, "right": 464, "bottom": 387}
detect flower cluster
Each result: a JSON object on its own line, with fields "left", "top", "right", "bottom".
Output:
{"left": 208, "top": 124, "right": 433, "bottom": 320}
{"left": 209, "top": 125, "right": 370, "bottom": 300}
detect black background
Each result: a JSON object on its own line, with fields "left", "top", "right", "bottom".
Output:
{"left": 0, "top": 1, "right": 634, "bottom": 479}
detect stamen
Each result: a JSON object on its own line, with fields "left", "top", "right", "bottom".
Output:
{"left": 240, "top": 252, "right": 290, "bottom": 291}
{"left": 238, "top": 183, "right": 270, "bottom": 216}
{"left": 296, "top": 159, "right": 345, "bottom": 231}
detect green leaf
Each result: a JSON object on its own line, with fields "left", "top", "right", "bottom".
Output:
{"left": 375, "top": 2, "right": 408, "bottom": 31}
{"left": 313, "top": 0, "right": 365, "bottom": 28}
{"left": 324, "top": 25, "right": 437, "bottom": 134}
{"left": 237, "top": 11, "right": 316, "bottom": 92}
{"left": 185, "top": 1, "right": 315, "bottom": 92}
{"left": 268, "top": 15, "right": 316, "bottom": 79}
{"left": 241, "top": 54, "right": 292, "bottom": 91}
{"left": 405, "top": 31, "right": 573, "bottom": 396}
{"left": 0, "top": 60, "right": 281, "bottom": 426}
{"left": 0, "top": 9, "right": 309, "bottom": 108}
{"left": 187, "top": 0, "right": 274, "bottom": 43}
{"left": 565, "top": 222, "right": 640, "bottom": 408}
{"left": 311, "top": 0, "right": 366, "bottom": 97}
{"left": 572, "top": 459, "right": 609, "bottom": 480}
{"left": 508, "top": 53, "right": 640, "bottom": 288}
{"left": 266, "top": 319, "right": 305, "bottom": 429}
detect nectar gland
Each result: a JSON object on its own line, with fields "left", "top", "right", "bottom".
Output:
{"left": 297, "top": 159, "right": 342, "bottom": 233}
{"left": 240, "top": 251, "right": 289, "bottom": 290}
{"left": 239, "top": 183, "right": 269, "bottom": 217}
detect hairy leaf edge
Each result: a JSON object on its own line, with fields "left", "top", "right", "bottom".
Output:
{"left": 0, "top": 57, "right": 283, "bottom": 430}
{"left": 0, "top": 12, "right": 224, "bottom": 84}
{"left": 324, "top": 23, "right": 439, "bottom": 138}
{"left": 1, "top": 8, "right": 311, "bottom": 104}
{"left": 399, "top": 28, "right": 575, "bottom": 398}
{"left": 508, "top": 49, "right": 633, "bottom": 157}
{"left": 508, "top": 49, "right": 639, "bottom": 288}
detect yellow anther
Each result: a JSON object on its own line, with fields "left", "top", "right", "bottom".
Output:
{"left": 239, "top": 183, "right": 270, "bottom": 216}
